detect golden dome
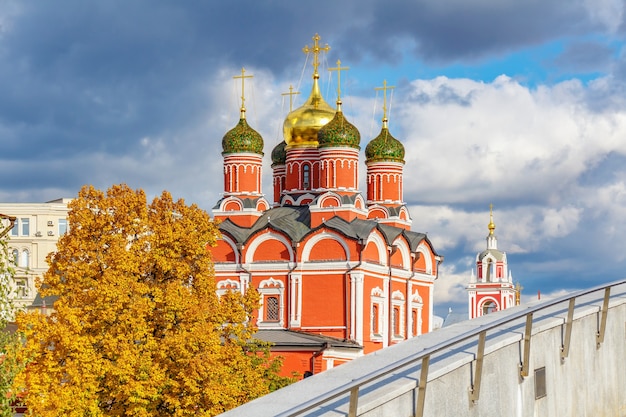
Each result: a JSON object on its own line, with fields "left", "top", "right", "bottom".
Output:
{"left": 283, "top": 77, "right": 335, "bottom": 148}
{"left": 283, "top": 34, "right": 335, "bottom": 149}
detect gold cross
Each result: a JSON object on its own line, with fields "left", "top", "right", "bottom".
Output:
{"left": 281, "top": 85, "right": 300, "bottom": 112}
{"left": 302, "top": 33, "right": 330, "bottom": 76}
{"left": 233, "top": 67, "right": 254, "bottom": 111}
{"left": 374, "top": 80, "right": 395, "bottom": 121}
{"left": 328, "top": 59, "right": 349, "bottom": 101}
{"left": 515, "top": 282, "right": 523, "bottom": 305}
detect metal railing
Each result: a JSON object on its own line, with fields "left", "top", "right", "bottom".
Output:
{"left": 277, "top": 278, "right": 626, "bottom": 417}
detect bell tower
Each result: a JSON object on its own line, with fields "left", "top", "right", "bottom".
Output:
{"left": 467, "top": 205, "right": 516, "bottom": 319}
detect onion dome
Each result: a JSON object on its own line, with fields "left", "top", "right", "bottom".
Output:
{"left": 365, "top": 119, "right": 404, "bottom": 163}
{"left": 283, "top": 77, "right": 334, "bottom": 148}
{"left": 271, "top": 140, "right": 287, "bottom": 166}
{"left": 318, "top": 101, "right": 361, "bottom": 149}
{"left": 222, "top": 110, "right": 264, "bottom": 155}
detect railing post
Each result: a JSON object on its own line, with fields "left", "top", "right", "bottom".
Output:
{"left": 469, "top": 330, "right": 486, "bottom": 403}
{"left": 596, "top": 287, "right": 610, "bottom": 347}
{"left": 520, "top": 313, "right": 533, "bottom": 378}
{"left": 561, "top": 298, "right": 575, "bottom": 360}
{"left": 415, "top": 355, "right": 430, "bottom": 417}
{"left": 348, "top": 387, "right": 359, "bottom": 417}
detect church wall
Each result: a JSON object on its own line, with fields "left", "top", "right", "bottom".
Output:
{"left": 271, "top": 350, "right": 315, "bottom": 378}
{"left": 210, "top": 240, "right": 237, "bottom": 263}
{"left": 307, "top": 237, "right": 347, "bottom": 262}
{"left": 299, "top": 270, "right": 346, "bottom": 338}
{"left": 251, "top": 239, "right": 291, "bottom": 262}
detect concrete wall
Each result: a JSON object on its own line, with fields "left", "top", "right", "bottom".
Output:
{"left": 220, "top": 284, "right": 626, "bottom": 417}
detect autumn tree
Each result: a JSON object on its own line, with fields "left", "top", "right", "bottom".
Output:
{"left": 15, "top": 184, "right": 290, "bottom": 416}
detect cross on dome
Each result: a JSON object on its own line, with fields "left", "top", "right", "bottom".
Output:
{"left": 281, "top": 85, "right": 300, "bottom": 112}
{"left": 302, "top": 33, "right": 330, "bottom": 78}
{"left": 328, "top": 59, "right": 349, "bottom": 103}
{"left": 233, "top": 67, "right": 253, "bottom": 117}
{"left": 375, "top": 79, "right": 395, "bottom": 127}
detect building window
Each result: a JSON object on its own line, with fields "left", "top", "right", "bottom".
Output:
{"left": 10, "top": 223, "right": 18, "bottom": 237}
{"left": 371, "top": 304, "right": 380, "bottom": 335}
{"left": 391, "top": 291, "right": 405, "bottom": 340}
{"left": 11, "top": 249, "right": 18, "bottom": 265}
{"left": 302, "top": 165, "right": 310, "bottom": 189}
{"left": 264, "top": 296, "right": 279, "bottom": 321}
{"left": 410, "top": 290, "right": 424, "bottom": 337}
{"left": 392, "top": 306, "right": 401, "bottom": 337}
{"left": 15, "top": 278, "right": 28, "bottom": 298}
{"left": 370, "top": 287, "right": 385, "bottom": 340}
{"left": 20, "top": 249, "right": 29, "bottom": 268}
{"left": 59, "top": 219, "right": 68, "bottom": 235}
{"left": 20, "top": 218, "right": 29, "bottom": 236}
{"left": 258, "top": 278, "right": 284, "bottom": 328}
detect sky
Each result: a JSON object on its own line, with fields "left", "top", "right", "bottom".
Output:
{"left": 2, "top": 0, "right": 626, "bottom": 318}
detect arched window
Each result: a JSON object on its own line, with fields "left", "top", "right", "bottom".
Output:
{"left": 302, "top": 165, "right": 310, "bottom": 189}
{"left": 482, "top": 301, "right": 497, "bottom": 315}
{"left": 20, "top": 249, "right": 29, "bottom": 268}
{"left": 11, "top": 249, "right": 18, "bottom": 265}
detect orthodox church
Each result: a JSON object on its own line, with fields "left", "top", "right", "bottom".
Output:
{"left": 467, "top": 206, "right": 518, "bottom": 319}
{"left": 210, "top": 34, "right": 442, "bottom": 376}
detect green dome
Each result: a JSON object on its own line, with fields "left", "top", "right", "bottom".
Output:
{"left": 318, "top": 110, "right": 361, "bottom": 149}
{"left": 222, "top": 117, "right": 264, "bottom": 155}
{"left": 271, "top": 140, "right": 287, "bottom": 166}
{"left": 365, "top": 127, "right": 405, "bottom": 163}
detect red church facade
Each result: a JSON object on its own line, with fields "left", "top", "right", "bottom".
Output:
{"left": 467, "top": 206, "right": 517, "bottom": 319}
{"left": 210, "top": 35, "right": 442, "bottom": 377}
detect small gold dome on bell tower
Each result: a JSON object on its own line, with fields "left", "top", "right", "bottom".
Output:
{"left": 283, "top": 34, "right": 335, "bottom": 149}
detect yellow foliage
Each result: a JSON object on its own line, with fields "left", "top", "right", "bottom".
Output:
{"left": 15, "top": 184, "right": 286, "bottom": 416}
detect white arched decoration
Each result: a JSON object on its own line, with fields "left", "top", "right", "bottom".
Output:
{"left": 316, "top": 192, "right": 342, "bottom": 209}
{"left": 216, "top": 279, "right": 241, "bottom": 296}
{"left": 258, "top": 278, "right": 285, "bottom": 328}
{"left": 478, "top": 296, "right": 500, "bottom": 316}
{"left": 367, "top": 204, "right": 390, "bottom": 219}
{"left": 366, "top": 232, "right": 387, "bottom": 265}
{"left": 391, "top": 290, "right": 405, "bottom": 340}
{"left": 219, "top": 196, "right": 243, "bottom": 212}
{"left": 410, "top": 289, "right": 424, "bottom": 337}
{"left": 391, "top": 238, "right": 411, "bottom": 270}
{"left": 245, "top": 232, "right": 294, "bottom": 264}
{"left": 416, "top": 242, "right": 434, "bottom": 275}
{"left": 294, "top": 193, "right": 317, "bottom": 206}
{"left": 217, "top": 235, "right": 240, "bottom": 264}
{"left": 301, "top": 231, "right": 350, "bottom": 263}
{"left": 480, "top": 254, "right": 498, "bottom": 282}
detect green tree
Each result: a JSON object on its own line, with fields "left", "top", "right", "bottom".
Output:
{"left": 0, "top": 217, "right": 23, "bottom": 417}
{"left": 15, "top": 184, "right": 291, "bottom": 416}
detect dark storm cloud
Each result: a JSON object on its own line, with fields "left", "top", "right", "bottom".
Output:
{"left": 0, "top": 0, "right": 622, "bottom": 204}
{"left": 551, "top": 41, "right": 615, "bottom": 73}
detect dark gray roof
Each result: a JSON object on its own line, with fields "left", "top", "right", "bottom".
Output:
{"left": 478, "top": 249, "right": 505, "bottom": 261}
{"left": 255, "top": 329, "right": 362, "bottom": 350}
{"left": 218, "top": 206, "right": 439, "bottom": 256}
{"left": 442, "top": 311, "right": 468, "bottom": 327}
